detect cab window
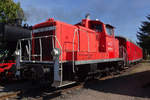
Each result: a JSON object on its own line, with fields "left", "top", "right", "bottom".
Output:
{"left": 106, "top": 25, "right": 113, "bottom": 35}
{"left": 90, "top": 23, "right": 102, "bottom": 32}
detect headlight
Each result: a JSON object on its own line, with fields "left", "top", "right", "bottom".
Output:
{"left": 51, "top": 48, "right": 60, "bottom": 57}
{"left": 15, "top": 50, "right": 20, "bottom": 56}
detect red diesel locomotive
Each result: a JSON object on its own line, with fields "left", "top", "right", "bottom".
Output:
{"left": 17, "top": 15, "right": 143, "bottom": 87}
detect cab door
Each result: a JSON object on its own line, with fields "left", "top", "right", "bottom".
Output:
{"left": 89, "top": 21, "right": 106, "bottom": 52}
{"left": 105, "top": 24, "right": 115, "bottom": 58}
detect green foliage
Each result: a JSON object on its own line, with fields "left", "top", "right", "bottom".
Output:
{"left": 137, "top": 15, "right": 150, "bottom": 59}
{"left": 0, "top": 0, "right": 25, "bottom": 24}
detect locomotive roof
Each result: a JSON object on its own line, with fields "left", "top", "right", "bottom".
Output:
{"left": 105, "top": 24, "right": 115, "bottom": 28}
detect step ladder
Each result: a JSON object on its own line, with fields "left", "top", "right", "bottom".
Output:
{"left": 52, "top": 56, "right": 76, "bottom": 88}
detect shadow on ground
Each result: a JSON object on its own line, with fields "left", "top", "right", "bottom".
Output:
{"left": 0, "top": 80, "right": 61, "bottom": 100}
{"left": 84, "top": 70, "right": 150, "bottom": 98}
{"left": 1, "top": 65, "right": 150, "bottom": 99}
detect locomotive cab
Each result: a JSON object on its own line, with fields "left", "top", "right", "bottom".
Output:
{"left": 80, "top": 19, "right": 108, "bottom": 52}
{"left": 81, "top": 18, "right": 115, "bottom": 36}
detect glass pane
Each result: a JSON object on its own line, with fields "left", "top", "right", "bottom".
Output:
{"left": 90, "top": 24, "right": 102, "bottom": 32}
{"left": 106, "top": 27, "right": 113, "bottom": 35}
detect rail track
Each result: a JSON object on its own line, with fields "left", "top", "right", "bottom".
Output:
{"left": 0, "top": 91, "right": 20, "bottom": 100}
{"left": 0, "top": 64, "right": 138, "bottom": 100}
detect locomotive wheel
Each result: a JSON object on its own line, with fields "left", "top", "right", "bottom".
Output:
{"left": 75, "top": 65, "right": 89, "bottom": 82}
{"left": 75, "top": 64, "right": 101, "bottom": 81}
{"left": 47, "top": 66, "right": 54, "bottom": 85}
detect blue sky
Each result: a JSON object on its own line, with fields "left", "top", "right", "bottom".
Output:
{"left": 14, "top": 0, "right": 150, "bottom": 42}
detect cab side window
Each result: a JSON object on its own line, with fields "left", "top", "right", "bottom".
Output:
{"left": 106, "top": 26, "right": 113, "bottom": 35}
{"left": 90, "top": 23, "right": 102, "bottom": 32}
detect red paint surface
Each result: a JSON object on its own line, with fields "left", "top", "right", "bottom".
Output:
{"left": 0, "top": 63, "right": 15, "bottom": 73}
{"left": 116, "top": 36, "right": 143, "bottom": 63}
{"left": 126, "top": 41, "right": 143, "bottom": 62}
{"left": 31, "top": 18, "right": 121, "bottom": 62}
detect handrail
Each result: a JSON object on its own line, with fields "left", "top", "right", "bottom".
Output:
{"left": 72, "top": 28, "right": 79, "bottom": 73}
{"left": 20, "top": 35, "right": 56, "bottom": 41}
{"left": 19, "top": 40, "right": 22, "bottom": 62}
{"left": 18, "top": 35, "right": 61, "bottom": 63}
{"left": 28, "top": 40, "right": 31, "bottom": 61}
{"left": 39, "top": 38, "right": 42, "bottom": 61}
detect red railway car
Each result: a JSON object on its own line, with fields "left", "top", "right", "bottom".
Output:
{"left": 116, "top": 36, "right": 143, "bottom": 65}
{"left": 17, "top": 16, "right": 143, "bottom": 87}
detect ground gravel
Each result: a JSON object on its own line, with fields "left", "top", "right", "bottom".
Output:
{"left": 52, "top": 62, "right": 150, "bottom": 100}
{"left": 1, "top": 62, "right": 150, "bottom": 100}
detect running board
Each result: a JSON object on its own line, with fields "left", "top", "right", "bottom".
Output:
{"left": 75, "top": 58, "right": 124, "bottom": 65}
{"left": 58, "top": 81, "right": 76, "bottom": 88}
{"left": 52, "top": 81, "right": 76, "bottom": 88}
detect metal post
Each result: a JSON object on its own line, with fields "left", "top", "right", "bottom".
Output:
{"left": 55, "top": 36, "right": 63, "bottom": 86}
{"left": 53, "top": 54, "right": 61, "bottom": 87}
{"left": 39, "top": 38, "right": 42, "bottom": 61}
{"left": 19, "top": 40, "right": 22, "bottom": 61}
{"left": 87, "top": 31, "right": 89, "bottom": 52}
{"left": 28, "top": 40, "right": 31, "bottom": 61}
{"left": 72, "top": 29, "right": 78, "bottom": 73}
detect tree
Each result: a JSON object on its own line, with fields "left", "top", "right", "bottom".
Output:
{"left": 137, "top": 15, "right": 150, "bottom": 59}
{"left": 0, "top": 0, "right": 25, "bottom": 24}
